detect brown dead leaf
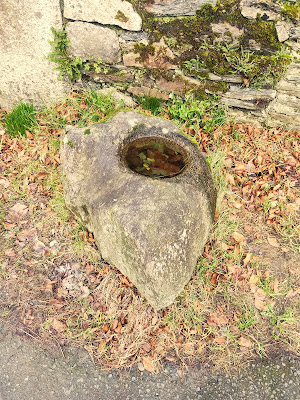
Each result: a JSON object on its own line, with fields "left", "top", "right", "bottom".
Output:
{"left": 215, "top": 336, "right": 226, "bottom": 344}
{"left": 51, "top": 318, "right": 67, "bottom": 333}
{"left": 232, "top": 232, "right": 246, "bottom": 243}
{"left": 37, "top": 172, "right": 47, "bottom": 180}
{"left": 142, "top": 356, "right": 154, "bottom": 372}
{"left": 238, "top": 336, "right": 252, "bottom": 348}
{"left": 10, "top": 203, "right": 28, "bottom": 216}
{"left": 0, "top": 179, "right": 10, "bottom": 189}
{"left": 112, "top": 319, "right": 119, "bottom": 331}
{"left": 267, "top": 237, "right": 280, "bottom": 248}
{"left": 286, "top": 288, "right": 300, "bottom": 298}
{"left": 194, "top": 298, "right": 201, "bottom": 312}
{"left": 254, "top": 293, "right": 267, "bottom": 311}
{"left": 4, "top": 249, "right": 16, "bottom": 257}
{"left": 243, "top": 253, "right": 252, "bottom": 266}
{"left": 25, "top": 130, "right": 34, "bottom": 140}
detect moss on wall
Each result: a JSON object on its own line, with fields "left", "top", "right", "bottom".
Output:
{"left": 127, "top": 0, "right": 291, "bottom": 91}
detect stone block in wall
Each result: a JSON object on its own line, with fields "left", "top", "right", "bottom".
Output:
{"left": 241, "top": 0, "right": 282, "bottom": 20}
{"left": 0, "top": 0, "right": 69, "bottom": 109}
{"left": 144, "top": 0, "right": 217, "bottom": 16}
{"left": 64, "top": 0, "right": 142, "bottom": 31}
{"left": 127, "top": 86, "right": 169, "bottom": 100}
{"left": 86, "top": 70, "right": 135, "bottom": 84}
{"left": 156, "top": 78, "right": 189, "bottom": 95}
{"left": 123, "top": 38, "right": 178, "bottom": 70}
{"left": 275, "top": 22, "right": 292, "bottom": 42}
{"left": 211, "top": 22, "right": 244, "bottom": 41}
{"left": 220, "top": 86, "right": 276, "bottom": 111}
{"left": 66, "top": 22, "right": 121, "bottom": 63}
{"left": 289, "top": 26, "right": 300, "bottom": 41}
{"left": 276, "top": 63, "right": 300, "bottom": 97}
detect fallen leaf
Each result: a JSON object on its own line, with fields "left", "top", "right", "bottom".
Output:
{"left": 112, "top": 319, "right": 119, "bottom": 331}
{"left": 0, "top": 179, "right": 10, "bottom": 189}
{"left": 51, "top": 318, "right": 67, "bottom": 333}
{"left": 232, "top": 232, "right": 246, "bottom": 243}
{"left": 25, "top": 130, "right": 34, "bottom": 140}
{"left": 243, "top": 253, "right": 252, "bottom": 266}
{"left": 194, "top": 298, "right": 201, "bottom": 312}
{"left": 267, "top": 237, "right": 280, "bottom": 248}
{"left": 142, "top": 357, "right": 154, "bottom": 372}
{"left": 37, "top": 172, "right": 47, "bottom": 180}
{"left": 98, "top": 340, "right": 106, "bottom": 352}
{"left": 33, "top": 240, "right": 46, "bottom": 254}
{"left": 238, "top": 336, "right": 252, "bottom": 348}
{"left": 286, "top": 288, "right": 300, "bottom": 298}
{"left": 254, "top": 293, "right": 267, "bottom": 311}
{"left": 215, "top": 336, "right": 226, "bottom": 344}
{"left": 10, "top": 203, "right": 28, "bottom": 216}
{"left": 5, "top": 249, "right": 16, "bottom": 257}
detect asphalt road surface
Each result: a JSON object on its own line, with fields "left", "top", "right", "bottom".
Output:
{"left": 0, "top": 322, "right": 299, "bottom": 400}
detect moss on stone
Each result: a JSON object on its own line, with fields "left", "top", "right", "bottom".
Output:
{"left": 127, "top": 0, "right": 290, "bottom": 91}
{"left": 281, "top": 1, "right": 300, "bottom": 20}
{"left": 115, "top": 10, "right": 129, "bottom": 23}
{"left": 134, "top": 42, "right": 155, "bottom": 62}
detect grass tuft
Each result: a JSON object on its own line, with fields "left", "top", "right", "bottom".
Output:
{"left": 4, "top": 102, "right": 36, "bottom": 138}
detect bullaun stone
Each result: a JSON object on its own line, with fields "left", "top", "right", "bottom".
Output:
{"left": 60, "top": 112, "right": 216, "bottom": 309}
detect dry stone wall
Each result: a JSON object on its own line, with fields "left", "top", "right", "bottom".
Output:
{"left": 1, "top": 0, "right": 299, "bottom": 129}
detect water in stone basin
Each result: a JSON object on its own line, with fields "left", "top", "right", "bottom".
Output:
{"left": 125, "top": 140, "right": 186, "bottom": 178}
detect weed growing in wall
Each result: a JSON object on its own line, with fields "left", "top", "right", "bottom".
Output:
{"left": 4, "top": 102, "right": 37, "bottom": 138}
{"left": 47, "top": 28, "right": 112, "bottom": 82}
{"left": 47, "top": 28, "right": 83, "bottom": 82}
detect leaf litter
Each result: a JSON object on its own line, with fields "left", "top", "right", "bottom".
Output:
{"left": 0, "top": 93, "right": 299, "bottom": 373}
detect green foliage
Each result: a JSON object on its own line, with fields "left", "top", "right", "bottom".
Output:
{"left": 183, "top": 40, "right": 291, "bottom": 88}
{"left": 39, "top": 91, "right": 118, "bottom": 132}
{"left": 4, "top": 102, "right": 36, "bottom": 138}
{"left": 137, "top": 93, "right": 164, "bottom": 115}
{"left": 47, "top": 28, "right": 112, "bottom": 82}
{"left": 167, "top": 92, "right": 226, "bottom": 134}
{"left": 183, "top": 55, "right": 205, "bottom": 73}
{"left": 281, "top": 1, "right": 300, "bottom": 20}
{"left": 47, "top": 27, "right": 83, "bottom": 82}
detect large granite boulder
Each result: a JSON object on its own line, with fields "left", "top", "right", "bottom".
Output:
{"left": 64, "top": 0, "right": 142, "bottom": 31}
{"left": 0, "top": 0, "right": 69, "bottom": 109}
{"left": 60, "top": 112, "right": 216, "bottom": 309}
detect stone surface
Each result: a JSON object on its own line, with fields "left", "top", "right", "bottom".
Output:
{"left": 266, "top": 62, "right": 300, "bottom": 129}
{"left": 121, "top": 31, "right": 149, "bottom": 42}
{"left": 127, "top": 86, "right": 169, "bottom": 100}
{"left": 241, "top": 0, "right": 282, "bottom": 20}
{"left": 0, "top": 0, "right": 70, "bottom": 109}
{"left": 289, "top": 25, "right": 300, "bottom": 40}
{"left": 98, "top": 88, "right": 137, "bottom": 107}
{"left": 211, "top": 22, "right": 244, "bottom": 41}
{"left": 66, "top": 22, "right": 121, "bottom": 63}
{"left": 60, "top": 111, "right": 216, "bottom": 309}
{"left": 275, "top": 22, "right": 291, "bottom": 42}
{"left": 221, "top": 86, "right": 276, "bottom": 110}
{"left": 64, "top": 0, "right": 142, "bottom": 31}
{"left": 144, "top": 0, "right": 217, "bottom": 16}
{"left": 123, "top": 38, "right": 178, "bottom": 69}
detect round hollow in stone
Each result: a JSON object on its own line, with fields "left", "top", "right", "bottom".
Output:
{"left": 122, "top": 137, "right": 189, "bottom": 178}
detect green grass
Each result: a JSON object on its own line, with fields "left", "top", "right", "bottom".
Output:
{"left": 137, "top": 94, "right": 164, "bottom": 116}
{"left": 167, "top": 92, "right": 226, "bottom": 134}
{"left": 4, "top": 102, "right": 37, "bottom": 138}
